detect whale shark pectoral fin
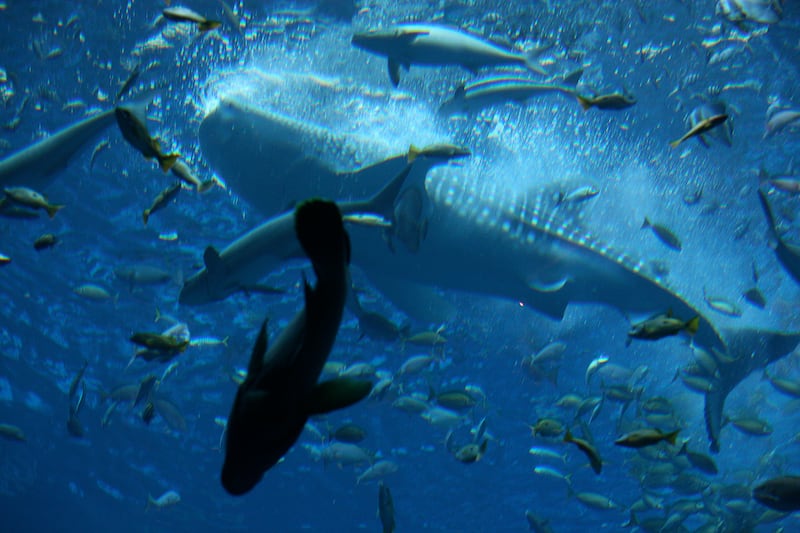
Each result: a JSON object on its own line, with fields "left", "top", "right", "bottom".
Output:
{"left": 246, "top": 320, "right": 269, "bottom": 377}
{"left": 388, "top": 58, "right": 401, "bottom": 87}
{"left": 521, "top": 286, "right": 569, "bottom": 320}
{"left": 305, "top": 378, "right": 373, "bottom": 416}
{"left": 528, "top": 276, "right": 570, "bottom": 293}
{"left": 366, "top": 272, "right": 457, "bottom": 324}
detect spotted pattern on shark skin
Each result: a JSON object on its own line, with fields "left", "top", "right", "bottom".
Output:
{"left": 433, "top": 176, "right": 668, "bottom": 286}
{"left": 429, "top": 174, "right": 728, "bottom": 350}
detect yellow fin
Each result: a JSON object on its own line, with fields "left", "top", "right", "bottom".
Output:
{"left": 407, "top": 144, "right": 420, "bottom": 163}
{"left": 199, "top": 20, "right": 222, "bottom": 32}
{"left": 158, "top": 153, "right": 179, "bottom": 173}
{"left": 685, "top": 316, "right": 700, "bottom": 335}
{"left": 666, "top": 429, "right": 680, "bottom": 445}
{"left": 46, "top": 204, "right": 65, "bottom": 219}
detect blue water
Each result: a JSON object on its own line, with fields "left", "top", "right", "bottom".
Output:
{"left": 1, "top": 1, "right": 800, "bottom": 531}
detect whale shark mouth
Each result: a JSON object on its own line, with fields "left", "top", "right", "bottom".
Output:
{"left": 194, "top": 69, "right": 800, "bottom": 453}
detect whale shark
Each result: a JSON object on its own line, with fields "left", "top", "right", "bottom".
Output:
{"left": 0, "top": 109, "right": 116, "bottom": 190}
{"left": 191, "top": 94, "right": 800, "bottom": 452}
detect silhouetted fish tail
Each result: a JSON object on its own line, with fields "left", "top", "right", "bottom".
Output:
{"left": 294, "top": 199, "right": 351, "bottom": 273}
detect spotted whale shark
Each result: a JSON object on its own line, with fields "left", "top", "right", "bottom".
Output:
{"left": 190, "top": 95, "right": 800, "bottom": 452}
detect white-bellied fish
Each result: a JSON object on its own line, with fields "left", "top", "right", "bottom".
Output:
{"left": 439, "top": 71, "right": 581, "bottom": 115}
{"left": 143, "top": 182, "right": 181, "bottom": 225}
{"left": 115, "top": 101, "right": 179, "bottom": 172}
{"left": 351, "top": 23, "right": 547, "bottom": 86}
{"left": 717, "top": 0, "right": 782, "bottom": 25}
{"left": 670, "top": 113, "right": 728, "bottom": 148}
{"left": 1, "top": 186, "right": 63, "bottom": 218}
{"left": 614, "top": 428, "right": 679, "bottom": 448}
{"left": 576, "top": 90, "right": 636, "bottom": 111}
{"left": 627, "top": 311, "right": 699, "bottom": 345}
{"left": 688, "top": 102, "right": 733, "bottom": 148}
{"left": 163, "top": 7, "right": 222, "bottom": 32}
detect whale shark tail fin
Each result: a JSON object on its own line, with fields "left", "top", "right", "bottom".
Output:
{"left": 703, "top": 327, "right": 800, "bottom": 452}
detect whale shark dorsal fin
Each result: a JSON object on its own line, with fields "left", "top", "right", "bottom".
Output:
{"left": 360, "top": 164, "right": 413, "bottom": 220}
{"left": 203, "top": 246, "right": 226, "bottom": 278}
{"left": 247, "top": 319, "right": 269, "bottom": 377}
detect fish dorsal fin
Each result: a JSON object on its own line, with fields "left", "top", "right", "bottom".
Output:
{"left": 247, "top": 319, "right": 269, "bottom": 377}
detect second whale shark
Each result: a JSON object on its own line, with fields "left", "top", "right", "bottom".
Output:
{"left": 189, "top": 91, "right": 800, "bottom": 453}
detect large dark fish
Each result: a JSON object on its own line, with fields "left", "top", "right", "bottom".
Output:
{"left": 221, "top": 199, "right": 372, "bottom": 496}
{"left": 753, "top": 476, "right": 800, "bottom": 512}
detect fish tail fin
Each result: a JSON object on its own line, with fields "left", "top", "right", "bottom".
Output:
{"left": 641, "top": 217, "right": 651, "bottom": 229}
{"left": 686, "top": 316, "right": 700, "bottom": 336}
{"left": 158, "top": 153, "right": 179, "bottom": 173}
{"left": 154, "top": 306, "right": 161, "bottom": 323}
{"left": 199, "top": 20, "right": 222, "bottom": 32}
{"left": 46, "top": 204, "right": 65, "bottom": 219}
{"left": 145, "top": 494, "right": 154, "bottom": 512}
{"left": 523, "top": 50, "right": 547, "bottom": 76}
{"left": 142, "top": 210, "right": 150, "bottom": 225}
{"left": 678, "top": 441, "right": 687, "bottom": 456}
{"left": 563, "top": 429, "right": 573, "bottom": 443}
{"left": 576, "top": 95, "right": 592, "bottom": 111}
{"left": 198, "top": 179, "right": 216, "bottom": 193}
{"left": 669, "top": 139, "right": 681, "bottom": 149}
{"left": 294, "top": 199, "right": 350, "bottom": 271}
{"left": 222, "top": 336, "right": 229, "bottom": 347}
{"left": 666, "top": 429, "right": 680, "bottom": 445}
